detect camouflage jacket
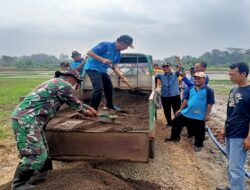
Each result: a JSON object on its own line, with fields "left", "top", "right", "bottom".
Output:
{"left": 11, "top": 78, "right": 84, "bottom": 125}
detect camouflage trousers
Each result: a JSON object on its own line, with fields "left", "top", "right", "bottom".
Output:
{"left": 12, "top": 118, "right": 48, "bottom": 171}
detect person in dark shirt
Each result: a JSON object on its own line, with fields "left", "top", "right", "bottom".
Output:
{"left": 217, "top": 62, "right": 250, "bottom": 190}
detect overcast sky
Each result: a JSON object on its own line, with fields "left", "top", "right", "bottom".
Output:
{"left": 1, "top": 0, "right": 250, "bottom": 59}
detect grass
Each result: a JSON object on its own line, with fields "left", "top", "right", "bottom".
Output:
{"left": 209, "top": 80, "right": 233, "bottom": 95}
{"left": 0, "top": 77, "right": 49, "bottom": 139}
{"left": 206, "top": 67, "right": 228, "bottom": 71}
{"left": 0, "top": 73, "right": 237, "bottom": 139}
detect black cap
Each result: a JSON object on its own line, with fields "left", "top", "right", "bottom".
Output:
{"left": 54, "top": 70, "right": 82, "bottom": 84}
{"left": 161, "top": 62, "right": 171, "bottom": 67}
{"left": 71, "top": 51, "right": 81, "bottom": 58}
{"left": 117, "top": 35, "right": 134, "bottom": 48}
{"left": 60, "top": 61, "right": 70, "bottom": 68}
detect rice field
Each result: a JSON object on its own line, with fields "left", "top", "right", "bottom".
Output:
{"left": 0, "top": 72, "right": 51, "bottom": 139}
{"left": 0, "top": 70, "right": 235, "bottom": 139}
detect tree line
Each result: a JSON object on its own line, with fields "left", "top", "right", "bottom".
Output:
{"left": 164, "top": 48, "right": 250, "bottom": 68}
{"left": 0, "top": 53, "right": 70, "bottom": 70}
{"left": 0, "top": 48, "right": 250, "bottom": 69}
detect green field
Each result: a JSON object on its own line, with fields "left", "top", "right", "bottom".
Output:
{"left": 209, "top": 80, "right": 232, "bottom": 95}
{"left": 0, "top": 77, "right": 50, "bottom": 139}
{"left": 0, "top": 74, "right": 234, "bottom": 140}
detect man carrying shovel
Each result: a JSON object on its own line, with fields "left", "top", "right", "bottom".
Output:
{"left": 84, "top": 35, "right": 134, "bottom": 111}
{"left": 11, "top": 70, "right": 98, "bottom": 190}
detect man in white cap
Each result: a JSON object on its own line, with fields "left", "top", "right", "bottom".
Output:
{"left": 165, "top": 72, "right": 215, "bottom": 152}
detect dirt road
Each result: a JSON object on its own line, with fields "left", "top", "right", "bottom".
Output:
{"left": 0, "top": 91, "right": 249, "bottom": 190}
{"left": 94, "top": 109, "right": 229, "bottom": 190}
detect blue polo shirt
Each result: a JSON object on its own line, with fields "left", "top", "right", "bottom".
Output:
{"left": 84, "top": 42, "right": 121, "bottom": 73}
{"left": 183, "top": 75, "right": 209, "bottom": 87}
{"left": 181, "top": 86, "right": 215, "bottom": 120}
{"left": 71, "top": 59, "right": 84, "bottom": 76}
{"left": 155, "top": 72, "right": 180, "bottom": 97}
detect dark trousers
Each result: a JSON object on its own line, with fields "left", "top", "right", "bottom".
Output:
{"left": 161, "top": 95, "right": 181, "bottom": 125}
{"left": 86, "top": 70, "right": 113, "bottom": 110}
{"left": 170, "top": 114, "right": 205, "bottom": 147}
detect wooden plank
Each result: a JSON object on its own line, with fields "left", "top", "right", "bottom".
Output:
{"left": 51, "top": 120, "right": 86, "bottom": 131}
{"left": 46, "top": 131, "right": 149, "bottom": 162}
{"left": 46, "top": 117, "right": 68, "bottom": 129}
{"left": 84, "top": 126, "right": 113, "bottom": 132}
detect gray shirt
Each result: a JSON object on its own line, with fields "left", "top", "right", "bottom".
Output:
{"left": 156, "top": 71, "right": 180, "bottom": 97}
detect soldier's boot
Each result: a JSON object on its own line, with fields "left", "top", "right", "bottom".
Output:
{"left": 28, "top": 158, "right": 53, "bottom": 185}
{"left": 27, "top": 171, "right": 47, "bottom": 185}
{"left": 11, "top": 164, "right": 35, "bottom": 190}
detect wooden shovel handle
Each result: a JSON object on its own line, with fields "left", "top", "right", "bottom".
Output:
{"left": 109, "top": 65, "right": 134, "bottom": 90}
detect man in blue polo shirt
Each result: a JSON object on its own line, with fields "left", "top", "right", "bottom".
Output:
{"left": 85, "top": 35, "right": 133, "bottom": 110}
{"left": 182, "top": 62, "right": 209, "bottom": 87}
{"left": 165, "top": 72, "right": 215, "bottom": 151}
{"left": 70, "top": 51, "right": 85, "bottom": 77}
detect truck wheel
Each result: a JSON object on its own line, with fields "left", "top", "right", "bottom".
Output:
{"left": 149, "top": 139, "right": 155, "bottom": 159}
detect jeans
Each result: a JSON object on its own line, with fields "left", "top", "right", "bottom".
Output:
{"left": 86, "top": 70, "right": 113, "bottom": 110}
{"left": 226, "top": 138, "right": 248, "bottom": 190}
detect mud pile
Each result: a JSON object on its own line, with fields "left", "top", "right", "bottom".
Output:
{"left": 0, "top": 166, "right": 160, "bottom": 190}
{"left": 46, "top": 89, "right": 150, "bottom": 132}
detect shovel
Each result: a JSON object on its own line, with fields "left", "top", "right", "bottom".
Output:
{"left": 98, "top": 114, "right": 122, "bottom": 125}
{"left": 98, "top": 114, "right": 118, "bottom": 123}
{"left": 108, "top": 65, "right": 143, "bottom": 93}
{"left": 80, "top": 113, "right": 122, "bottom": 125}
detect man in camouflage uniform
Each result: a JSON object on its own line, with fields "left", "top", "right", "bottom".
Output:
{"left": 11, "top": 70, "right": 98, "bottom": 190}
